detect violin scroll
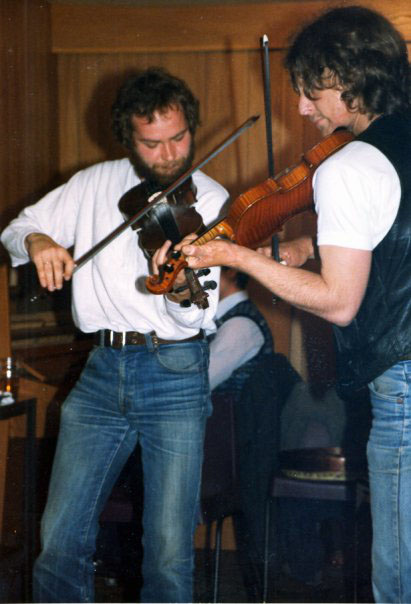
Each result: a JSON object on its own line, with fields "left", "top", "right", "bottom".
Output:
{"left": 147, "top": 254, "right": 216, "bottom": 310}
{"left": 147, "top": 250, "right": 188, "bottom": 295}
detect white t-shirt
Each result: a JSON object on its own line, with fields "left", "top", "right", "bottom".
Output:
{"left": 314, "top": 140, "right": 401, "bottom": 250}
{"left": 1, "top": 158, "right": 228, "bottom": 339}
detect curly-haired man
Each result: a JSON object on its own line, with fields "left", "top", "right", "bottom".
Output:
{"left": 177, "top": 7, "right": 411, "bottom": 602}
{"left": 2, "top": 67, "right": 228, "bottom": 603}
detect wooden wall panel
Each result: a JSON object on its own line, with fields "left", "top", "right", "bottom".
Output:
{"left": 57, "top": 51, "right": 292, "bottom": 189}
{"left": 50, "top": 0, "right": 411, "bottom": 53}
{"left": 50, "top": 0, "right": 411, "bottom": 368}
{"left": 55, "top": 47, "right": 299, "bottom": 355}
{"left": 0, "top": 0, "right": 58, "bottom": 231}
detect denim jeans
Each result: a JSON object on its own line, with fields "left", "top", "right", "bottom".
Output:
{"left": 33, "top": 339, "right": 211, "bottom": 603}
{"left": 368, "top": 361, "right": 411, "bottom": 603}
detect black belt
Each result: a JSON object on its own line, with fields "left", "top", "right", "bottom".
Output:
{"left": 94, "top": 329, "right": 204, "bottom": 349}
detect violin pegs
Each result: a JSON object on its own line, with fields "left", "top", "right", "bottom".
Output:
{"left": 202, "top": 280, "right": 217, "bottom": 291}
{"left": 195, "top": 268, "right": 210, "bottom": 277}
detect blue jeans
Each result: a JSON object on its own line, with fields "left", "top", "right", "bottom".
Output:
{"left": 368, "top": 361, "right": 411, "bottom": 603}
{"left": 33, "top": 339, "right": 211, "bottom": 603}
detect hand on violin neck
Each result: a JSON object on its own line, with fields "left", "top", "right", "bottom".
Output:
{"left": 150, "top": 237, "right": 190, "bottom": 303}
{"left": 151, "top": 238, "right": 174, "bottom": 275}
{"left": 182, "top": 239, "right": 239, "bottom": 271}
{"left": 255, "top": 245, "right": 272, "bottom": 259}
{"left": 151, "top": 233, "right": 196, "bottom": 271}
{"left": 277, "top": 236, "right": 315, "bottom": 267}
{"left": 25, "top": 232, "right": 75, "bottom": 291}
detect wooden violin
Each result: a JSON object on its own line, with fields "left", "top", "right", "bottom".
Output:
{"left": 119, "top": 176, "right": 212, "bottom": 309}
{"left": 118, "top": 177, "right": 204, "bottom": 257}
{"left": 63, "top": 115, "right": 259, "bottom": 311}
{"left": 146, "top": 128, "right": 354, "bottom": 295}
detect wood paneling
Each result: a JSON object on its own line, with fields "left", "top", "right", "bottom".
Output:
{"left": 51, "top": 3, "right": 325, "bottom": 358}
{"left": 55, "top": 48, "right": 298, "bottom": 354}
{"left": 56, "top": 50, "right": 299, "bottom": 187}
{"left": 50, "top": 0, "right": 411, "bottom": 53}
{"left": 0, "top": 0, "right": 58, "bottom": 229}
{"left": 4, "top": 0, "right": 410, "bottom": 366}
{"left": 1, "top": 0, "right": 410, "bottom": 552}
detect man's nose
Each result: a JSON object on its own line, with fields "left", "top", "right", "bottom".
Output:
{"left": 161, "top": 142, "right": 177, "bottom": 161}
{"left": 298, "top": 94, "right": 313, "bottom": 116}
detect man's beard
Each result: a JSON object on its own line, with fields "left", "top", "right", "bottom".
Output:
{"left": 130, "top": 141, "right": 195, "bottom": 189}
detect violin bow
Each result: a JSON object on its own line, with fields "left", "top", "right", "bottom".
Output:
{"left": 261, "top": 34, "right": 280, "bottom": 264}
{"left": 73, "top": 114, "right": 260, "bottom": 272}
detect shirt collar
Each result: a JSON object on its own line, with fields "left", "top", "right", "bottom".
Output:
{"left": 216, "top": 290, "right": 249, "bottom": 320}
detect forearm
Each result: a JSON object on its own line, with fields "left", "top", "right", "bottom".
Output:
{"left": 233, "top": 246, "right": 339, "bottom": 322}
{"left": 230, "top": 244, "right": 370, "bottom": 326}
{"left": 183, "top": 239, "right": 369, "bottom": 327}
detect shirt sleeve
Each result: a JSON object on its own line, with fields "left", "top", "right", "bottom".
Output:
{"left": 208, "top": 316, "right": 264, "bottom": 390}
{"left": 1, "top": 177, "right": 81, "bottom": 266}
{"left": 314, "top": 141, "right": 400, "bottom": 251}
{"left": 164, "top": 265, "right": 222, "bottom": 331}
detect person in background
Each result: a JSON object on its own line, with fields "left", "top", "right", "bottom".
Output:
{"left": 172, "top": 6, "right": 411, "bottom": 602}
{"left": 1, "top": 67, "right": 228, "bottom": 603}
{"left": 208, "top": 266, "right": 273, "bottom": 394}
{"left": 207, "top": 267, "right": 301, "bottom": 596}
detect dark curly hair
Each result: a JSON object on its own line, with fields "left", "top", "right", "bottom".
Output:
{"left": 285, "top": 5, "right": 411, "bottom": 117}
{"left": 111, "top": 67, "right": 200, "bottom": 150}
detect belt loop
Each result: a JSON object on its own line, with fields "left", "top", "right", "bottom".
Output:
{"left": 109, "top": 331, "right": 114, "bottom": 347}
{"left": 99, "top": 330, "right": 105, "bottom": 346}
{"left": 145, "top": 330, "right": 158, "bottom": 352}
{"left": 122, "top": 332, "right": 126, "bottom": 346}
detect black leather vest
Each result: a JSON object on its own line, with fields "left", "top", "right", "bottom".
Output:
{"left": 333, "top": 112, "right": 411, "bottom": 394}
{"left": 210, "top": 298, "right": 274, "bottom": 399}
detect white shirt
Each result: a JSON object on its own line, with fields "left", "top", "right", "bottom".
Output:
{"left": 314, "top": 140, "right": 401, "bottom": 250}
{"left": 208, "top": 291, "right": 265, "bottom": 390}
{"left": 1, "top": 158, "right": 228, "bottom": 339}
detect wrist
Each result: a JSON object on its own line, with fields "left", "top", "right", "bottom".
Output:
{"left": 25, "top": 232, "right": 46, "bottom": 251}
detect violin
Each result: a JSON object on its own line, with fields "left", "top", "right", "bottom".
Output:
{"left": 118, "top": 177, "right": 204, "bottom": 257}
{"left": 67, "top": 116, "right": 259, "bottom": 310}
{"left": 146, "top": 128, "right": 354, "bottom": 295}
{"left": 118, "top": 176, "right": 213, "bottom": 309}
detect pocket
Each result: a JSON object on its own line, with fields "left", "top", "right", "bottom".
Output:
{"left": 369, "top": 366, "right": 405, "bottom": 403}
{"left": 155, "top": 341, "right": 207, "bottom": 374}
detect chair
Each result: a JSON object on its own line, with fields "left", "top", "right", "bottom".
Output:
{"left": 262, "top": 446, "right": 366, "bottom": 603}
{"left": 199, "top": 393, "right": 238, "bottom": 603}
{"left": 0, "top": 398, "right": 37, "bottom": 603}
{"left": 353, "top": 477, "right": 372, "bottom": 602}
{"left": 199, "top": 354, "right": 302, "bottom": 603}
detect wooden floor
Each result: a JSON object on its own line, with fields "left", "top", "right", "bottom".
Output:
{"left": 93, "top": 548, "right": 374, "bottom": 603}
{"left": 0, "top": 478, "right": 374, "bottom": 604}
{"left": 0, "top": 544, "right": 373, "bottom": 603}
